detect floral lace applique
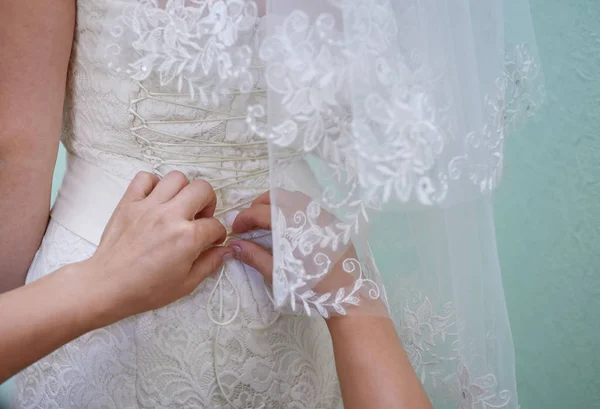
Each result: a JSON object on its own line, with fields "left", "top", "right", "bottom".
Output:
{"left": 399, "top": 294, "right": 458, "bottom": 384}
{"left": 103, "top": 0, "right": 261, "bottom": 105}
{"left": 453, "top": 362, "right": 513, "bottom": 409}
{"left": 393, "top": 291, "right": 515, "bottom": 408}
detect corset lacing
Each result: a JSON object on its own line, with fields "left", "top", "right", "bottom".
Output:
{"left": 129, "top": 81, "right": 283, "bottom": 409}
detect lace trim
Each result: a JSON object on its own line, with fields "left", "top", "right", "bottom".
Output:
{"left": 393, "top": 291, "right": 515, "bottom": 408}
{"left": 248, "top": 8, "right": 543, "bottom": 205}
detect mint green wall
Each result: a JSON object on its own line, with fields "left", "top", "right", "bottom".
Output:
{"left": 1, "top": 1, "right": 599, "bottom": 407}
{"left": 496, "top": 0, "right": 600, "bottom": 408}
{"left": 51, "top": 146, "right": 67, "bottom": 204}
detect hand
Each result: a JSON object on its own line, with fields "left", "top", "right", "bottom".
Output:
{"left": 230, "top": 191, "right": 386, "bottom": 316}
{"left": 229, "top": 190, "right": 325, "bottom": 283}
{"left": 228, "top": 191, "right": 275, "bottom": 279}
{"left": 80, "top": 171, "right": 232, "bottom": 326}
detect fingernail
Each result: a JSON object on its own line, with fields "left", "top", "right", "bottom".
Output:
{"left": 230, "top": 242, "right": 242, "bottom": 259}
{"left": 223, "top": 251, "right": 234, "bottom": 261}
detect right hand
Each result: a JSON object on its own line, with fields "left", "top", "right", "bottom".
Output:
{"left": 80, "top": 171, "right": 232, "bottom": 325}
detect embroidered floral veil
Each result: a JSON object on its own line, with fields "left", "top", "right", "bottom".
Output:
{"left": 97, "top": 0, "right": 544, "bottom": 407}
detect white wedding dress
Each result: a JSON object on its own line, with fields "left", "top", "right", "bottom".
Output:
{"left": 12, "top": 0, "right": 544, "bottom": 407}
{"left": 12, "top": 1, "right": 342, "bottom": 408}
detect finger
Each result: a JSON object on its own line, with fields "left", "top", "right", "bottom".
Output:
{"left": 230, "top": 240, "right": 274, "bottom": 282}
{"left": 231, "top": 204, "right": 271, "bottom": 234}
{"left": 192, "top": 217, "right": 228, "bottom": 251}
{"left": 170, "top": 179, "right": 217, "bottom": 220}
{"left": 121, "top": 172, "right": 160, "bottom": 203}
{"left": 251, "top": 190, "right": 271, "bottom": 206}
{"left": 185, "top": 247, "right": 233, "bottom": 290}
{"left": 148, "top": 171, "right": 189, "bottom": 203}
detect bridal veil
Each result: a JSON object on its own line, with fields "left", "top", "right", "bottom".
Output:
{"left": 98, "top": 1, "right": 544, "bottom": 407}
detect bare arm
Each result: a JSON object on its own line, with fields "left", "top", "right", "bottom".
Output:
{"left": 0, "top": 172, "right": 233, "bottom": 383}
{"left": 0, "top": 0, "right": 75, "bottom": 292}
{"left": 326, "top": 317, "right": 432, "bottom": 409}
{"left": 0, "top": 262, "right": 101, "bottom": 383}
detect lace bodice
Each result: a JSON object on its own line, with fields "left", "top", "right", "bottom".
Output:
{"left": 64, "top": 0, "right": 269, "bottom": 215}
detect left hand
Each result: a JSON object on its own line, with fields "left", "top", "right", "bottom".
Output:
{"left": 230, "top": 191, "right": 387, "bottom": 316}
{"left": 229, "top": 191, "right": 275, "bottom": 280}
{"left": 229, "top": 190, "right": 338, "bottom": 283}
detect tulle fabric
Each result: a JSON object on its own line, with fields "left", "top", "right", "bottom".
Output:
{"left": 253, "top": 2, "right": 543, "bottom": 406}
{"left": 96, "top": 0, "right": 544, "bottom": 407}
{"left": 248, "top": 0, "right": 543, "bottom": 318}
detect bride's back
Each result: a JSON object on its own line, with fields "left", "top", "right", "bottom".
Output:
{"left": 12, "top": 2, "right": 341, "bottom": 408}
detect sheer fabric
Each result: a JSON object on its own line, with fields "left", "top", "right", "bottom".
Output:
{"left": 254, "top": 2, "right": 543, "bottom": 407}
{"left": 254, "top": 3, "right": 543, "bottom": 407}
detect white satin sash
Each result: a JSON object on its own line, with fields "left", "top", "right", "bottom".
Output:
{"left": 51, "top": 153, "right": 149, "bottom": 246}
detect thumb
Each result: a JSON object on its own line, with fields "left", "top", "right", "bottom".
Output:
{"left": 186, "top": 247, "right": 232, "bottom": 290}
{"left": 230, "top": 240, "right": 274, "bottom": 283}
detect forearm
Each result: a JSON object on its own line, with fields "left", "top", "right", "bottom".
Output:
{"left": 0, "top": 261, "right": 108, "bottom": 383}
{"left": 327, "top": 316, "right": 433, "bottom": 409}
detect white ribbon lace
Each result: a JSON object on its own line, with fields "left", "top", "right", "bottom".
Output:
{"left": 128, "top": 81, "right": 281, "bottom": 408}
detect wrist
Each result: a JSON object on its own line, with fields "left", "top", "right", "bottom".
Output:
{"left": 325, "top": 315, "right": 358, "bottom": 339}
{"left": 60, "top": 259, "right": 122, "bottom": 331}
{"left": 326, "top": 314, "right": 395, "bottom": 339}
